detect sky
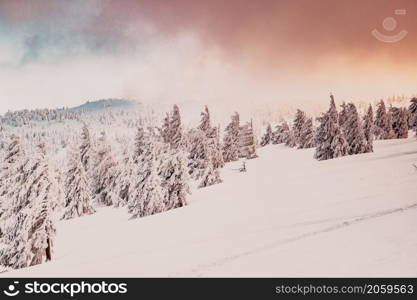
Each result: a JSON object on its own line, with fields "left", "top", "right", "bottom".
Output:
{"left": 0, "top": 0, "right": 416, "bottom": 114}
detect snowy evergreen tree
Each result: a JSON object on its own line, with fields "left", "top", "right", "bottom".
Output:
{"left": 298, "top": 117, "right": 315, "bottom": 149}
{"left": 374, "top": 100, "right": 390, "bottom": 139}
{"left": 0, "top": 141, "right": 57, "bottom": 269}
{"left": 390, "top": 106, "right": 408, "bottom": 139}
{"left": 344, "top": 103, "right": 366, "bottom": 155}
{"left": 79, "top": 124, "right": 92, "bottom": 172}
{"left": 385, "top": 109, "right": 396, "bottom": 139}
{"left": 128, "top": 137, "right": 165, "bottom": 219}
{"left": 408, "top": 97, "right": 417, "bottom": 130}
{"left": 338, "top": 102, "right": 348, "bottom": 128}
{"left": 285, "top": 128, "right": 296, "bottom": 148}
{"left": 222, "top": 112, "right": 240, "bottom": 162}
{"left": 187, "top": 128, "right": 209, "bottom": 180}
{"left": 133, "top": 126, "right": 146, "bottom": 163}
{"left": 62, "top": 143, "right": 95, "bottom": 220}
{"left": 363, "top": 104, "right": 374, "bottom": 153}
{"left": 160, "top": 146, "right": 190, "bottom": 210}
{"left": 272, "top": 122, "right": 290, "bottom": 144}
{"left": 207, "top": 125, "right": 224, "bottom": 169}
{"left": 314, "top": 94, "right": 348, "bottom": 160}
{"left": 92, "top": 131, "right": 119, "bottom": 206}
{"left": 169, "top": 105, "right": 187, "bottom": 150}
{"left": 114, "top": 145, "right": 134, "bottom": 207}
{"left": 160, "top": 113, "right": 171, "bottom": 144}
{"left": 198, "top": 105, "right": 211, "bottom": 133}
{"left": 292, "top": 109, "right": 306, "bottom": 146}
{"left": 198, "top": 157, "right": 222, "bottom": 188}
{"left": 238, "top": 121, "right": 257, "bottom": 159}
{"left": 260, "top": 123, "right": 273, "bottom": 146}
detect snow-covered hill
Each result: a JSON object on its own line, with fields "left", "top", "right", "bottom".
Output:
{"left": 69, "top": 99, "right": 139, "bottom": 112}
{"left": 3, "top": 135, "right": 417, "bottom": 277}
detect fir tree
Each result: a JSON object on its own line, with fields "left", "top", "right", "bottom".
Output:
{"left": 62, "top": 143, "right": 95, "bottom": 220}
{"left": 363, "top": 104, "right": 374, "bottom": 153}
{"left": 207, "top": 126, "right": 224, "bottom": 169}
{"left": 198, "top": 158, "right": 222, "bottom": 188}
{"left": 408, "top": 97, "right": 417, "bottom": 130}
{"left": 292, "top": 109, "right": 306, "bottom": 146}
{"left": 260, "top": 123, "right": 273, "bottom": 146}
{"left": 160, "top": 147, "right": 191, "bottom": 210}
{"left": 79, "top": 124, "right": 92, "bottom": 172}
{"left": 160, "top": 113, "right": 171, "bottom": 144}
{"left": 114, "top": 144, "right": 134, "bottom": 207}
{"left": 285, "top": 129, "right": 297, "bottom": 148}
{"left": 298, "top": 117, "right": 315, "bottom": 149}
{"left": 314, "top": 94, "right": 348, "bottom": 160}
{"left": 272, "top": 122, "right": 290, "bottom": 144}
{"left": 338, "top": 102, "right": 348, "bottom": 128}
{"left": 222, "top": 112, "right": 240, "bottom": 162}
{"left": 344, "top": 103, "right": 366, "bottom": 155}
{"left": 390, "top": 106, "right": 408, "bottom": 139}
{"left": 169, "top": 105, "right": 187, "bottom": 150}
{"left": 133, "top": 126, "right": 146, "bottom": 163}
{"left": 128, "top": 137, "right": 165, "bottom": 219}
{"left": 187, "top": 129, "right": 209, "bottom": 180}
{"left": 92, "top": 131, "right": 119, "bottom": 206}
{"left": 374, "top": 100, "right": 389, "bottom": 139}
{"left": 0, "top": 141, "right": 57, "bottom": 269}
{"left": 238, "top": 121, "right": 257, "bottom": 159}
{"left": 198, "top": 105, "right": 211, "bottom": 133}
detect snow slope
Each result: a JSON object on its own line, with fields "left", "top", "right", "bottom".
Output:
{"left": 4, "top": 136, "right": 417, "bottom": 277}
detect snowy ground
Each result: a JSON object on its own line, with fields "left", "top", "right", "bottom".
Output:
{"left": 4, "top": 135, "right": 417, "bottom": 277}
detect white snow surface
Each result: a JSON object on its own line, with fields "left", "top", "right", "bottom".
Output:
{"left": 4, "top": 136, "right": 417, "bottom": 277}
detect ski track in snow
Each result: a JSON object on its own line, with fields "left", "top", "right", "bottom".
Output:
{"left": 177, "top": 202, "right": 417, "bottom": 277}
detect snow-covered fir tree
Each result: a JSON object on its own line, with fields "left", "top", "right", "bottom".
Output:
{"left": 343, "top": 103, "right": 366, "bottom": 155}
{"left": 113, "top": 145, "right": 133, "bottom": 207}
{"left": 374, "top": 100, "right": 390, "bottom": 139}
{"left": 272, "top": 122, "right": 290, "bottom": 144}
{"left": 285, "top": 128, "right": 297, "bottom": 148}
{"left": 160, "top": 113, "right": 171, "bottom": 144}
{"left": 222, "top": 112, "right": 240, "bottom": 162}
{"left": 260, "top": 123, "right": 273, "bottom": 146}
{"left": 390, "top": 106, "right": 408, "bottom": 139}
{"left": 314, "top": 94, "right": 348, "bottom": 160}
{"left": 92, "top": 131, "right": 119, "bottom": 206}
{"left": 338, "top": 102, "right": 349, "bottom": 128}
{"left": 207, "top": 126, "right": 224, "bottom": 169}
{"left": 79, "top": 124, "right": 92, "bottom": 172}
{"left": 133, "top": 126, "right": 146, "bottom": 163}
{"left": 198, "top": 105, "right": 211, "bottom": 133}
{"left": 168, "top": 105, "right": 187, "bottom": 150}
{"left": 0, "top": 140, "right": 57, "bottom": 269}
{"left": 385, "top": 109, "right": 396, "bottom": 139}
{"left": 298, "top": 117, "right": 315, "bottom": 149}
{"left": 128, "top": 137, "right": 165, "bottom": 219}
{"left": 292, "top": 109, "right": 306, "bottom": 146}
{"left": 188, "top": 128, "right": 209, "bottom": 180}
{"left": 62, "top": 143, "right": 95, "bottom": 220}
{"left": 196, "top": 106, "right": 224, "bottom": 169}
{"left": 363, "top": 104, "right": 374, "bottom": 153}
{"left": 238, "top": 121, "right": 257, "bottom": 159}
{"left": 160, "top": 146, "right": 191, "bottom": 210}
{"left": 408, "top": 97, "right": 417, "bottom": 130}
{"left": 198, "top": 156, "right": 222, "bottom": 188}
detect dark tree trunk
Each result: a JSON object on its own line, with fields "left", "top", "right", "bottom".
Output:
{"left": 46, "top": 238, "right": 52, "bottom": 261}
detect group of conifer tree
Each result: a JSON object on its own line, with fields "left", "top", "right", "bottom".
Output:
{"left": 0, "top": 105, "right": 258, "bottom": 270}
{"left": 260, "top": 95, "right": 417, "bottom": 161}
